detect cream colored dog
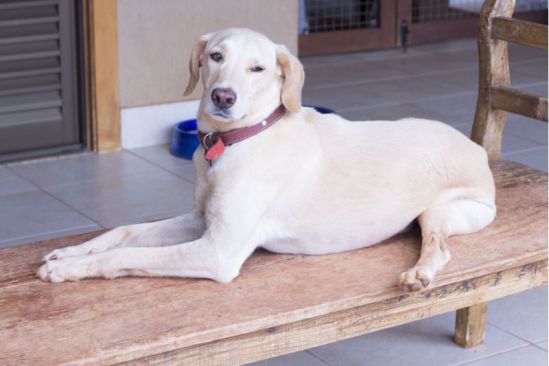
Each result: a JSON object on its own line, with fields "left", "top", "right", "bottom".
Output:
{"left": 38, "top": 28, "right": 496, "bottom": 292}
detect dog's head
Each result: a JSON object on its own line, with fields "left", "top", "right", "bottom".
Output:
{"left": 184, "top": 28, "right": 304, "bottom": 128}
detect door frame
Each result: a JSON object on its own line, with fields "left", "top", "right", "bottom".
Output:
{"left": 83, "top": 0, "right": 120, "bottom": 152}
{"left": 298, "top": 1, "right": 398, "bottom": 56}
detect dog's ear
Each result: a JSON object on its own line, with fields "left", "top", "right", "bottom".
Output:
{"left": 276, "top": 45, "right": 304, "bottom": 113}
{"left": 184, "top": 33, "right": 212, "bottom": 96}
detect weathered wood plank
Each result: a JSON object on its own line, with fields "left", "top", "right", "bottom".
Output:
{"left": 0, "top": 161, "right": 547, "bottom": 365}
{"left": 491, "top": 86, "right": 548, "bottom": 122}
{"left": 121, "top": 260, "right": 546, "bottom": 366}
{"left": 471, "top": 0, "right": 515, "bottom": 160}
{"left": 454, "top": 303, "right": 488, "bottom": 348}
{"left": 87, "top": 0, "right": 121, "bottom": 151}
{"left": 492, "top": 17, "right": 548, "bottom": 49}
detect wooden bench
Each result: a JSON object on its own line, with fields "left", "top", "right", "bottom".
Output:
{"left": 1, "top": 0, "right": 547, "bottom": 364}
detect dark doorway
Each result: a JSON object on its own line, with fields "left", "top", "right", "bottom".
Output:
{"left": 298, "top": 0, "right": 547, "bottom": 56}
{"left": 0, "top": 0, "right": 84, "bottom": 163}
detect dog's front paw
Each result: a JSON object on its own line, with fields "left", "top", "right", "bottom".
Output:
{"left": 37, "top": 257, "right": 93, "bottom": 283}
{"left": 399, "top": 266, "right": 433, "bottom": 292}
{"left": 44, "top": 243, "right": 99, "bottom": 261}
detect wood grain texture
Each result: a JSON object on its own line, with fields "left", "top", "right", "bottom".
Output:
{"left": 88, "top": 0, "right": 121, "bottom": 151}
{"left": 0, "top": 161, "right": 547, "bottom": 365}
{"left": 471, "top": 0, "right": 514, "bottom": 160}
{"left": 491, "top": 86, "right": 548, "bottom": 122}
{"left": 472, "top": 0, "right": 548, "bottom": 159}
{"left": 492, "top": 16, "right": 548, "bottom": 49}
{"left": 454, "top": 303, "right": 488, "bottom": 348}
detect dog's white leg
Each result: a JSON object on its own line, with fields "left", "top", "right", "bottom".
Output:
{"left": 44, "top": 211, "right": 205, "bottom": 261}
{"left": 44, "top": 158, "right": 210, "bottom": 262}
{"left": 38, "top": 174, "right": 277, "bottom": 283}
{"left": 37, "top": 235, "right": 246, "bottom": 283}
{"left": 400, "top": 199, "right": 495, "bottom": 292}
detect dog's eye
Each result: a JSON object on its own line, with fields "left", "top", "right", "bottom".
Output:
{"left": 250, "top": 66, "right": 265, "bottom": 73}
{"left": 210, "top": 52, "right": 223, "bottom": 63}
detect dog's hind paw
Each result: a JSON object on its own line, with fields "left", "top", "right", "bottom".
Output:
{"left": 399, "top": 266, "right": 433, "bottom": 292}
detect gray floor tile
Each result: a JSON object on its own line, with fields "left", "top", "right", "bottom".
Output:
{"left": 351, "top": 75, "right": 467, "bottom": 106}
{"left": 0, "top": 166, "right": 36, "bottom": 197}
{"left": 128, "top": 145, "right": 193, "bottom": 170}
{"left": 430, "top": 47, "right": 479, "bottom": 64}
{"left": 509, "top": 43, "right": 548, "bottom": 63}
{"left": 356, "top": 47, "right": 430, "bottom": 61}
{"left": 535, "top": 340, "right": 548, "bottom": 351}
{"left": 338, "top": 102, "right": 437, "bottom": 122}
{"left": 0, "top": 190, "right": 99, "bottom": 248}
{"left": 0, "top": 225, "right": 102, "bottom": 249}
{"left": 461, "top": 346, "right": 548, "bottom": 366}
{"left": 246, "top": 351, "right": 328, "bottom": 366}
{"left": 437, "top": 43, "right": 547, "bottom": 70}
{"left": 9, "top": 151, "right": 161, "bottom": 188}
{"left": 166, "top": 164, "right": 195, "bottom": 183}
{"left": 45, "top": 170, "right": 195, "bottom": 228}
{"left": 487, "top": 288, "right": 548, "bottom": 343}
{"left": 371, "top": 52, "right": 475, "bottom": 76}
{"left": 516, "top": 82, "right": 548, "bottom": 97}
{"left": 413, "top": 93, "right": 478, "bottom": 125}
{"left": 453, "top": 122, "right": 473, "bottom": 137}
{"left": 503, "top": 146, "right": 548, "bottom": 172}
{"left": 308, "top": 312, "right": 526, "bottom": 366}
{"left": 301, "top": 47, "right": 430, "bottom": 67}
{"left": 511, "top": 59, "right": 548, "bottom": 86}
{"left": 414, "top": 38, "right": 477, "bottom": 53}
{"left": 304, "top": 60, "right": 408, "bottom": 89}
{"left": 303, "top": 84, "right": 384, "bottom": 111}
{"left": 301, "top": 52, "right": 366, "bottom": 68}
{"left": 430, "top": 68, "right": 479, "bottom": 93}
{"left": 129, "top": 145, "right": 195, "bottom": 183}
{"left": 504, "top": 115, "right": 548, "bottom": 145}
{"left": 502, "top": 132, "right": 544, "bottom": 154}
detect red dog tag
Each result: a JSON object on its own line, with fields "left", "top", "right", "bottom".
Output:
{"left": 205, "top": 138, "right": 225, "bottom": 161}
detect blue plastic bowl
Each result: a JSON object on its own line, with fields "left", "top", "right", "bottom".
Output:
{"left": 170, "top": 119, "right": 199, "bottom": 160}
{"left": 306, "top": 105, "right": 336, "bottom": 114}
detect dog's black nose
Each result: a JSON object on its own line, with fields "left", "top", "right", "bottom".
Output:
{"left": 211, "top": 88, "right": 237, "bottom": 109}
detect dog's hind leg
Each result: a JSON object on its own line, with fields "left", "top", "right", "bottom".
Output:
{"left": 399, "top": 199, "right": 496, "bottom": 292}
{"left": 43, "top": 211, "right": 206, "bottom": 261}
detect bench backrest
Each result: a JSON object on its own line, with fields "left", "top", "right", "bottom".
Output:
{"left": 471, "top": 0, "right": 548, "bottom": 160}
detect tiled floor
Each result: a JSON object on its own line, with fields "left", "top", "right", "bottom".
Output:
{"left": 1, "top": 38, "right": 547, "bottom": 365}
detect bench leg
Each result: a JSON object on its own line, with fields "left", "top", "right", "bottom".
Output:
{"left": 454, "top": 303, "right": 487, "bottom": 348}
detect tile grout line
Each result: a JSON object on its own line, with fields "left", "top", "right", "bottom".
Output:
{"left": 486, "top": 320, "right": 547, "bottom": 347}
{"left": 502, "top": 145, "right": 547, "bottom": 158}
{"left": 302, "top": 47, "right": 546, "bottom": 70}
{"left": 532, "top": 342, "right": 548, "bottom": 352}
{"left": 0, "top": 226, "right": 101, "bottom": 248}
{"left": 304, "top": 57, "right": 547, "bottom": 92}
{"left": 5, "top": 151, "right": 191, "bottom": 189}
{"left": 301, "top": 49, "right": 434, "bottom": 68}
{"left": 454, "top": 344, "right": 534, "bottom": 366}
{"left": 304, "top": 350, "right": 335, "bottom": 366}
{"left": 334, "top": 90, "right": 477, "bottom": 113}
{"left": 124, "top": 149, "right": 195, "bottom": 184}
{"left": 4, "top": 165, "right": 106, "bottom": 230}
{"left": 533, "top": 339, "right": 547, "bottom": 353}
{"left": 328, "top": 80, "right": 547, "bottom": 114}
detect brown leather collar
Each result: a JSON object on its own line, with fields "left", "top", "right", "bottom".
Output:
{"left": 198, "top": 105, "right": 286, "bottom": 162}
